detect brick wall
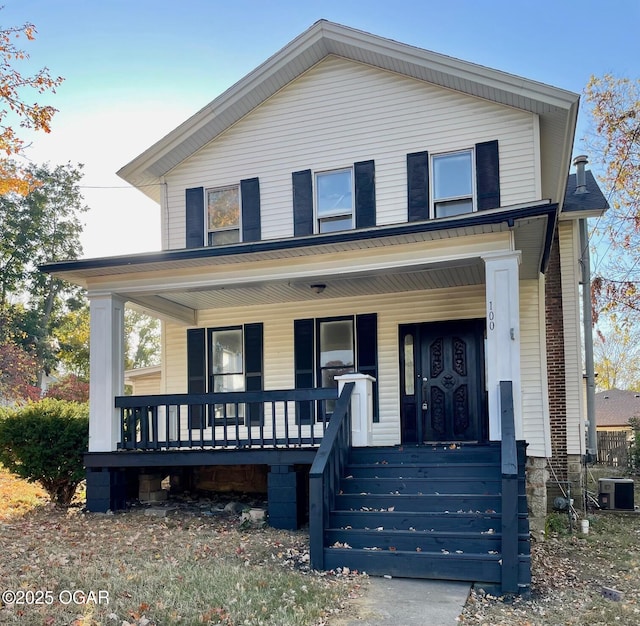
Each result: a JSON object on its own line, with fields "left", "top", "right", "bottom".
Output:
{"left": 545, "top": 231, "right": 568, "bottom": 483}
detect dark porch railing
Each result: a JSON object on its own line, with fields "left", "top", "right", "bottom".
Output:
{"left": 309, "top": 382, "right": 354, "bottom": 571}
{"left": 116, "top": 387, "right": 339, "bottom": 450}
{"left": 500, "top": 380, "right": 519, "bottom": 594}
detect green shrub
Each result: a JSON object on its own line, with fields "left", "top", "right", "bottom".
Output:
{"left": 0, "top": 398, "right": 89, "bottom": 507}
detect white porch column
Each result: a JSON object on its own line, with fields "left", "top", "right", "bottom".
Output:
{"left": 482, "top": 251, "right": 523, "bottom": 441}
{"left": 88, "top": 294, "right": 125, "bottom": 452}
{"left": 336, "top": 373, "right": 375, "bottom": 447}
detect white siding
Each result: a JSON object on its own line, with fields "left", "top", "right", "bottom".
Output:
{"left": 163, "top": 282, "right": 546, "bottom": 448}
{"left": 164, "top": 57, "right": 538, "bottom": 250}
{"left": 559, "top": 221, "right": 585, "bottom": 455}
{"left": 165, "top": 285, "right": 486, "bottom": 445}
{"left": 520, "top": 278, "right": 551, "bottom": 457}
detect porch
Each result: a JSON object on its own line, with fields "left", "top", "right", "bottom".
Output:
{"left": 85, "top": 378, "right": 529, "bottom": 593}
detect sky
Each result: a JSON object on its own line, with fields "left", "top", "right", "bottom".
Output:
{"left": 2, "top": 0, "right": 638, "bottom": 259}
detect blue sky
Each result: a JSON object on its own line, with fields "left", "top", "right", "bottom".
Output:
{"left": 2, "top": 0, "right": 638, "bottom": 258}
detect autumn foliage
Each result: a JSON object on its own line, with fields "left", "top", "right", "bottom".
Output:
{"left": 0, "top": 19, "right": 63, "bottom": 194}
{"left": 0, "top": 341, "right": 40, "bottom": 402}
{"left": 44, "top": 374, "right": 89, "bottom": 402}
{"left": 585, "top": 74, "right": 640, "bottom": 322}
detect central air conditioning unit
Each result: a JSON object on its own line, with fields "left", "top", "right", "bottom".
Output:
{"left": 598, "top": 478, "right": 635, "bottom": 510}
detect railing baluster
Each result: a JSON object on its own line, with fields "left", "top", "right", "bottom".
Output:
{"left": 283, "top": 401, "right": 290, "bottom": 447}
{"left": 233, "top": 403, "right": 239, "bottom": 446}
{"left": 116, "top": 388, "right": 339, "bottom": 451}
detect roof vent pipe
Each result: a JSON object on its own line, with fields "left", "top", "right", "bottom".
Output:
{"left": 573, "top": 154, "right": 589, "bottom": 194}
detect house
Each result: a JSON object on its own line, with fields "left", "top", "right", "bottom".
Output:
{"left": 42, "top": 21, "right": 608, "bottom": 592}
{"left": 595, "top": 389, "right": 639, "bottom": 466}
{"left": 124, "top": 365, "right": 162, "bottom": 396}
{"left": 595, "top": 389, "right": 640, "bottom": 433}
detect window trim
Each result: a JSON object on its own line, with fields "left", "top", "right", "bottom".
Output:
{"left": 206, "top": 184, "right": 241, "bottom": 246}
{"left": 430, "top": 149, "right": 476, "bottom": 219}
{"left": 314, "top": 167, "right": 354, "bottom": 234}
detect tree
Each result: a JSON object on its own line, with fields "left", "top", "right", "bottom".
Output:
{"left": 0, "top": 161, "right": 88, "bottom": 385}
{"left": 125, "top": 309, "right": 161, "bottom": 370}
{"left": 0, "top": 17, "right": 63, "bottom": 194}
{"left": 53, "top": 304, "right": 90, "bottom": 380}
{"left": 593, "top": 323, "right": 640, "bottom": 391}
{"left": 585, "top": 75, "right": 640, "bottom": 323}
{"left": 0, "top": 340, "right": 40, "bottom": 402}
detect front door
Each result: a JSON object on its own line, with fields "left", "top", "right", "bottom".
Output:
{"left": 400, "top": 319, "right": 487, "bottom": 443}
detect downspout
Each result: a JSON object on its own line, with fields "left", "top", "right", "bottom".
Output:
{"left": 574, "top": 155, "right": 597, "bottom": 460}
{"left": 580, "top": 217, "right": 597, "bottom": 460}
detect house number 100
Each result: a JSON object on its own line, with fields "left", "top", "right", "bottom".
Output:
{"left": 488, "top": 301, "right": 495, "bottom": 331}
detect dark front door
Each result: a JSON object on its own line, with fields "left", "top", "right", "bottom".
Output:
{"left": 400, "top": 319, "right": 486, "bottom": 443}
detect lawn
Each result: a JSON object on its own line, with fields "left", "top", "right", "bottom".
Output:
{"left": 3, "top": 466, "right": 640, "bottom": 625}
{"left": 0, "top": 469, "right": 360, "bottom": 626}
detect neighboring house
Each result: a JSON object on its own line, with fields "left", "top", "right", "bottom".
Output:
{"left": 595, "top": 389, "right": 640, "bottom": 435}
{"left": 124, "top": 365, "right": 162, "bottom": 396}
{"left": 42, "top": 21, "right": 608, "bottom": 592}
{"left": 595, "top": 389, "right": 639, "bottom": 467}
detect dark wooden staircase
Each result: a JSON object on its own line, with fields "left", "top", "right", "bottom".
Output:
{"left": 320, "top": 442, "right": 531, "bottom": 592}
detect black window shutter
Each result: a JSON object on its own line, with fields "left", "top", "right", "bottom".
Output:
{"left": 244, "top": 323, "right": 264, "bottom": 425}
{"left": 407, "top": 151, "right": 429, "bottom": 221}
{"left": 294, "top": 318, "right": 314, "bottom": 423}
{"left": 292, "top": 170, "right": 313, "bottom": 236}
{"left": 241, "top": 177, "right": 261, "bottom": 242}
{"left": 185, "top": 187, "right": 205, "bottom": 248}
{"left": 476, "top": 140, "right": 500, "bottom": 211}
{"left": 356, "top": 313, "right": 379, "bottom": 422}
{"left": 187, "top": 328, "right": 206, "bottom": 428}
{"left": 354, "top": 160, "right": 376, "bottom": 228}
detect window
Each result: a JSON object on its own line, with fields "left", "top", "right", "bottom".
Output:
{"left": 208, "top": 327, "right": 244, "bottom": 423}
{"left": 316, "top": 169, "right": 353, "bottom": 233}
{"left": 294, "top": 314, "right": 378, "bottom": 423}
{"left": 208, "top": 185, "right": 240, "bottom": 245}
{"left": 187, "top": 324, "right": 263, "bottom": 429}
{"left": 432, "top": 150, "right": 474, "bottom": 218}
{"left": 319, "top": 318, "right": 355, "bottom": 387}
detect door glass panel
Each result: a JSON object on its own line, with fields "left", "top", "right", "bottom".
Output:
{"left": 404, "top": 334, "right": 414, "bottom": 395}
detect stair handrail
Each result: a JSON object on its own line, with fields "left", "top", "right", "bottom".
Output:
{"left": 309, "top": 381, "right": 355, "bottom": 570}
{"left": 500, "top": 380, "right": 519, "bottom": 593}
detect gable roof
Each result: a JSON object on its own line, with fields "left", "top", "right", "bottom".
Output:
{"left": 117, "top": 20, "right": 579, "bottom": 206}
{"left": 595, "top": 388, "right": 640, "bottom": 428}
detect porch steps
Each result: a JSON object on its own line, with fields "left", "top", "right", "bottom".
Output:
{"left": 322, "top": 443, "right": 531, "bottom": 590}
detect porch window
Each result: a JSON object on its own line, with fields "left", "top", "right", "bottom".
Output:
{"left": 432, "top": 150, "right": 474, "bottom": 218}
{"left": 209, "top": 327, "right": 244, "bottom": 423}
{"left": 294, "top": 314, "right": 377, "bottom": 423}
{"left": 316, "top": 169, "right": 353, "bottom": 233}
{"left": 208, "top": 185, "right": 240, "bottom": 245}
{"left": 319, "top": 318, "right": 355, "bottom": 415}
{"left": 187, "top": 324, "right": 263, "bottom": 429}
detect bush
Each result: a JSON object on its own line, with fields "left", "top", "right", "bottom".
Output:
{"left": 0, "top": 399, "right": 89, "bottom": 507}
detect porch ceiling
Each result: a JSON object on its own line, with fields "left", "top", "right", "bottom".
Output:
{"left": 43, "top": 204, "right": 554, "bottom": 324}
{"left": 127, "top": 257, "right": 486, "bottom": 315}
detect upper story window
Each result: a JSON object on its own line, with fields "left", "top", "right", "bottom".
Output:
{"left": 432, "top": 150, "right": 474, "bottom": 218}
{"left": 208, "top": 185, "right": 240, "bottom": 245}
{"left": 315, "top": 168, "right": 353, "bottom": 233}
